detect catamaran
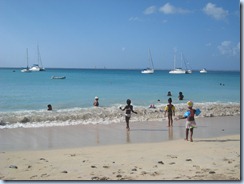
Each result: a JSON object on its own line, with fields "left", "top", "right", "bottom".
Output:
{"left": 169, "top": 53, "right": 186, "bottom": 74}
{"left": 141, "top": 48, "right": 154, "bottom": 74}
{"left": 29, "top": 45, "right": 45, "bottom": 71}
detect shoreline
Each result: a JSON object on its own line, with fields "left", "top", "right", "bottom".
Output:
{"left": 0, "top": 115, "right": 240, "bottom": 152}
{"left": 0, "top": 115, "right": 240, "bottom": 180}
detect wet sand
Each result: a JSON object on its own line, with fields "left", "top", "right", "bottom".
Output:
{"left": 0, "top": 115, "right": 240, "bottom": 180}
{"left": 0, "top": 115, "right": 240, "bottom": 151}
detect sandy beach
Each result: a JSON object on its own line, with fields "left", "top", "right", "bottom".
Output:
{"left": 0, "top": 115, "right": 240, "bottom": 180}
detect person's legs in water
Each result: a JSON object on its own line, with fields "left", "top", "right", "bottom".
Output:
{"left": 170, "top": 115, "right": 173, "bottom": 126}
{"left": 126, "top": 116, "right": 130, "bottom": 131}
{"left": 185, "top": 128, "right": 189, "bottom": 141}
{"left": 190, "top": 128, "right": 194, "bottom": 142}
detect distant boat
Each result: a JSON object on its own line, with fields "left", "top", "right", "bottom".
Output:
{"left": 51, "top": 76, "right": 66, "bottom": 79}
{"left": 186, "top": 69, "right": 192, "bottom": 74}
{"left": 200, "top": 68, "right": 207, "bottom": 73}
{"left": 21, "top": 49, "right": 31, "bottom": 73}
{"left": 29, "top": 45, "right": 45, "bottom": 71}
{"left": 141, "top": 49, "right": 154, "bottom": 74}
{"left": 169, "top": 68, "right": 186, "bottom": 74}
{"left": 183, "top": 54, "right": 193, "bottom": 74}
{"left": 169, "top": 53, "right": 186, "bottom": 74}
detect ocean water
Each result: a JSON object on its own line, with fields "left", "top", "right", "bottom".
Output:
{"left": 0, "top": 68, "right": 240, "bottom": 128}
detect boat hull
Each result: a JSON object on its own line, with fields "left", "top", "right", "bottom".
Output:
{"left": 200, "top": 69, "right": 207, "bottom": 73}
{"left": 141, "top": 69, "right": 154, "bottom": 74}
{"left": 51, "top": 76, "right": 66, "bottom": 79}
{"left": 169, "top": 68, "right": 186, "bottom": 74}
{"left": 29, "top": 65, "right": 45, "bottom": 71}
{"left": 21, "top": 69, "right": 31, "bottom": 73}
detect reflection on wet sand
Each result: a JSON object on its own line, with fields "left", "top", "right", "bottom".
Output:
{"left": 168, "top": 127, "right": 173, "bottom": 140}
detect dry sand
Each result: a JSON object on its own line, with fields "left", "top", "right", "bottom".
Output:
{"left": 0, "top": 115, "right": 241, "bottom": 181}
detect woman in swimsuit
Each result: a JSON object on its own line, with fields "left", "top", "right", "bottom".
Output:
{"left": 120, "top": 99, "right": 137, "bottom": 131}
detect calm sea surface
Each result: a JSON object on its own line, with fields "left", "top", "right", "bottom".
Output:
{"left": 0, "top": 68, "right": 240, "bottom": 128}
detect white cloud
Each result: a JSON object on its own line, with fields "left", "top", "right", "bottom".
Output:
{"left": 143, "top": 6, "right": 157, "bottom": 15}
{"left": 159, "top": 3, "right": 190, "bottom": 14}
{"left": 217, "top": 41, "right": 240, "bottom": 56}
{"left": 203, "top": 3, "right": 228, "bottom": 20}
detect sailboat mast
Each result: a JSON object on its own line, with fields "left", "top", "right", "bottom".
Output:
{"left": 148, "top": 48, "right": 154, "bottom": 69}
{"left": 173, "top": 53, "right": 176, "bottom": 69}
{"left": 181, "top": 52, "right": 183, "bottom": 68}
{"left": 37, "top": 45, "right": 43, "bottom": 67}
{"left": 26, "top": 48, "right": 29, "bottom": 69}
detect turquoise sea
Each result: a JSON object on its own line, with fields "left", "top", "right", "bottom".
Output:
{"left": 0, "top": 68, "right": 240, "bottom": 128}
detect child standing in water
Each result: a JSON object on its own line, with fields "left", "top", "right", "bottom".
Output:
{"left": 184, "top": 101, "right": 198, "bottom": 142}
{"left": 164, "top": 98, "right": 175, "bottom": 127}
{"left": 120, "top": 99, "right": 137, "bottom": 131}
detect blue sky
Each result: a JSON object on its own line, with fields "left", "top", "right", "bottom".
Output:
{"left": 0, "top": 0, "right": 241, "bottom": 71}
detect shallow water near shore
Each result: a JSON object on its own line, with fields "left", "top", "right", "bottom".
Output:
{"left": 0, "top": 115, "right": 240, "bottom": 151}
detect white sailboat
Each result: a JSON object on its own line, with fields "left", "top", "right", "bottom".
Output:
{"left": 21, "top": 49, "right": 31, "bottom": 73}
{"left": 182, "top": 53, "right": 192, "bottom": 74}
{"left": 200, "top": 68, "right": 207, "bottom": 73}
{"left": 169, "top": 53, "right": 186, "bottom": 74}
{"left": 141, "top": 49, "right": 154, "bottom": 74}
{"left": 29, "top": 45, "right": 45, "bottom": 71}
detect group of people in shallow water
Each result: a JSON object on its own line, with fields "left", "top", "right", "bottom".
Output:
{"left": 121, "top": 97, "right": 199, "bottom": 142}
{"left": 47, "top": 91, "right": 199, "bottom": 142}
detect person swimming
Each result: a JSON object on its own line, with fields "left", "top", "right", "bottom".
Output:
{"left": 167, "top": 91, "right": 172, "bottom": 96}
{"left": 93, "top": 96, "right": 99, "bottom": 107}
{"left": 178, "top": 92, "right": 184, "bottom": 100}
{"left": 47, "top": 104, "right": 52, "bottom": 111}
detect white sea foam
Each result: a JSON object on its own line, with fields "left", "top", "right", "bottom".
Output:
{"left": 0, "top": 102, "right": 240, "bottom": 129}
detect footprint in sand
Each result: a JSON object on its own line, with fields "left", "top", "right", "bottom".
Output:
{"left": 30, "top": 175, "right": 37, "bottom": 179}
{"left": 9, "top": 165, "right": 18, "bottom": 169}
{"left": 158, "top": 161, "right": 164, "bottom": 164}
{"left": 167, "top": 155, "right": 178, "bottom": 159}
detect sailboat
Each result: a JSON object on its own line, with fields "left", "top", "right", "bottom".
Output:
{"left": 29, "top": 45, "right": 45, "bottom": 71}
{"left": 182, "top": 53, "right": 192, "bottom": 74}
{"left": 141, "top": 49, "right": 154, "bottom": 74}
{"left": 169, "top": 53, "right": 186, "bottom": 74}
{"left": 200, "top": 68, "right": 207, "bottom": 73}
{"left": 21, "top": 49, "right": 31, "bottom": 73}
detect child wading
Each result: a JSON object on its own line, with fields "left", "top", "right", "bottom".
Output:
{"left": 164, "top": 98, "right": 175, "bottom": 127}
{"left": 184, "top": 101, "right": 197, "bottom": 142}
{"left": 120, "top": 99, "right": 137, "bottom": 131}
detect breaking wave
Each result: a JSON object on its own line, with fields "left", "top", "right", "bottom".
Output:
{"left": 0, "top": 102, "right": 240, "bottom": 129}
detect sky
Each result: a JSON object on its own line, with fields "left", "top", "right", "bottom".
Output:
{"left": 0, "top": 0, "right": 241, "bottom": 71}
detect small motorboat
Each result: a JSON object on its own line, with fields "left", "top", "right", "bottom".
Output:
{"left": 51, "top": 76, "right": 66, "bottom": 79}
